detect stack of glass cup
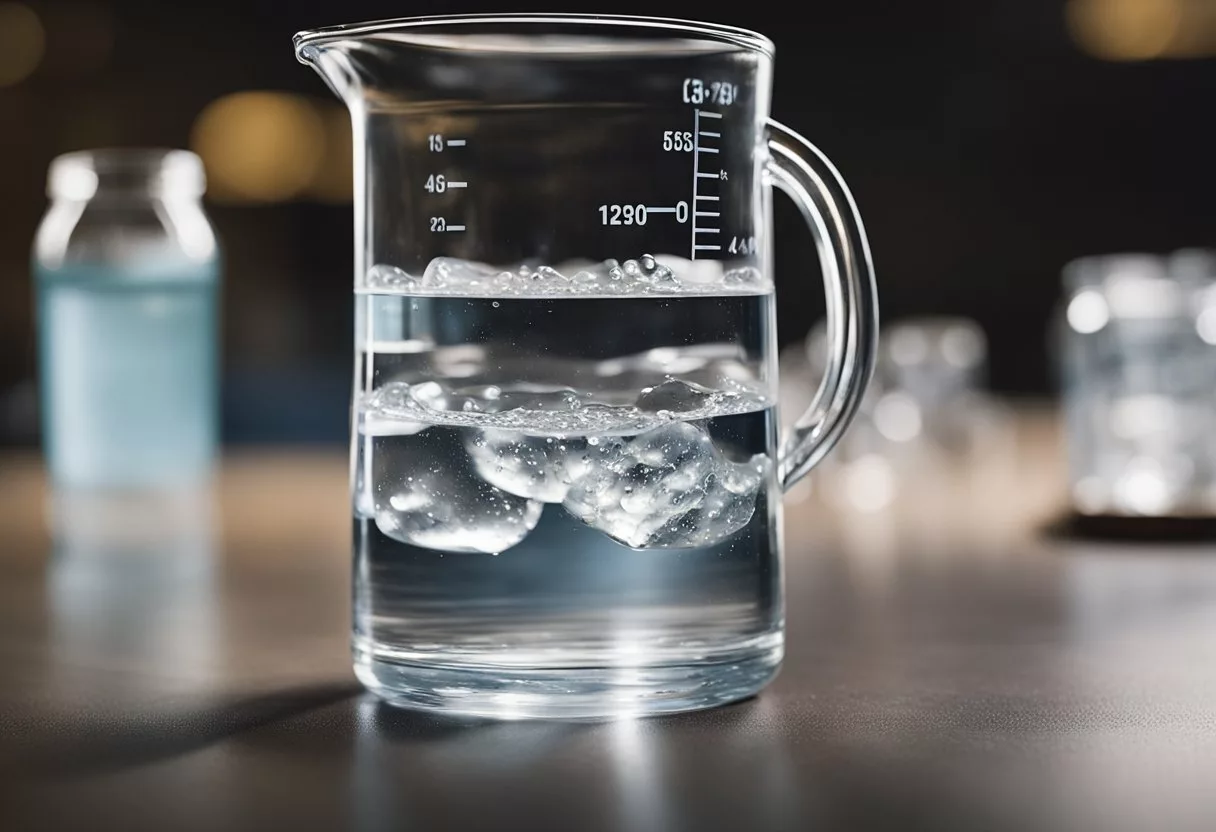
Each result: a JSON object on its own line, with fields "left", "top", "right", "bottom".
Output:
{"left": 1057, "top": 250, "right": 1216, "bottom": 518}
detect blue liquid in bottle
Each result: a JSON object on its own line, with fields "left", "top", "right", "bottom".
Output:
{"left": 36, "top": 261, "right": 219, "bottom": 489}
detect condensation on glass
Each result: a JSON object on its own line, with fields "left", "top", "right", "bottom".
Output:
{"left": 296, "top": 14, "right": 878, "bottom": 718}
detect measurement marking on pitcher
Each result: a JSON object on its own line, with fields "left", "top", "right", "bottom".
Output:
{"left": 425, "top": 175, "right": 468, "bottom": 193}
{"left": 428, "top": 134, "right": 469, "bottom": 152}
{"left": 690, "top": 109, "right": 723, "bottom": 260}
{"left": 425, "top": 133, "right": 470, "bottom": 232}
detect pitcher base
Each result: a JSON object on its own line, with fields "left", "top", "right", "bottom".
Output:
{"left": 353, "top": 640, "right": 782, "bottom": 720}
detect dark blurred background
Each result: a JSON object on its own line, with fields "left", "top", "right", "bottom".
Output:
{"left": 2, "top": 0, "right": 1214, "bottom": 447}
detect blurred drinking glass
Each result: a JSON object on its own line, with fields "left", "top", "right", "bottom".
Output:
{"left": 32, "top": 149, "right": 221, "bottom": 493}
{"left": 872, "top": 316, "right": 989, "bottom": 455}
{"left": 1058, "top": 250, "right": 1216, "bottom": 518}
{"left": 793, "top": 316, "right": 1009, "bottom": 516}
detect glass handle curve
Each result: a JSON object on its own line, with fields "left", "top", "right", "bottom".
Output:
{"left": 765, "top": 118, "right": 879, "bottom": 491}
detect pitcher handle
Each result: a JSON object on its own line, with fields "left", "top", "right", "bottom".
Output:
{"left": 764, "top": 119, "right": 880, "bottom": 490}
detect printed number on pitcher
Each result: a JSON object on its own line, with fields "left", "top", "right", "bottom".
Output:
{"left": 599, "top": 204, "right": 648, "bottom": 226}
{"left": 663, "top": 131, "right": 694, "bottom": 152}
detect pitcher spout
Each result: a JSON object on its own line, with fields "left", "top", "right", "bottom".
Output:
{"left": 293, "top": 29, "right": 367, "bottom": 105}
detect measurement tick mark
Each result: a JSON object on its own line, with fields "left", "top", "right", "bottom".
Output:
{"left": 446, "top": 139, "right": 466, "bottom": 147}
{"left": 690, "top": 108, "right": 702, "bottom": 259}
{"left": 446, "top": 181, "right": 468, "bottom": 188}
{"left": 446, "top": 225, "right": 466, "bottom": 232}
{"left": 690, "top": 108, "right": 724, "bottom": 260}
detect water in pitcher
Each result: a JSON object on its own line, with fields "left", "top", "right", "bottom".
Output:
{"left": 352, "top": 254, "right": 782, "bottom": 712}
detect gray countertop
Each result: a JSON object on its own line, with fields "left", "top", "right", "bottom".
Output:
{"left": 3, "top": 413, "right": 1216, "bottom": 831}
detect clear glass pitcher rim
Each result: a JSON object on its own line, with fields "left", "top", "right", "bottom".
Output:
{"left": 292, "top": 13, "right": 775, "bottom": 61}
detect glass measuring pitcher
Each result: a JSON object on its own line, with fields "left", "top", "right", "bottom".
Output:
{"left": 295, "top": 14, "right": 878, "bottom": 718}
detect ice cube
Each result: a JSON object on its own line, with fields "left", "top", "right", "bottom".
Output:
{"left": 494, "top": 387, "right": 588, "bottom": 413}
{"left": 534, "top": 265, "right": 570, "bottom": 286}
{"left": 648, "top": 265, "right": 680, "bottom": 291}
{"left": 655, "top": 255, "right": 723, "bottom": 290}
{"left": 646, "top": 454, "right": 767, "bottom": 548}
{"left": 631, "top": 253, "right": 682, "bottom": 291}
{"left": 369, "top": 256, "right": 770, "bottom": 297}
{"left": 373, "top": 441, "right": 543, "bottom": 554}
{"left": 365, "top": 264, "right": 420, "bottom": 291}
{"left": 636, "top": 379, "right": 716, "bottom": 415}
{"left": 465, "top": 429, "right": 588, "bottom": 503}
{"left": 723, "top": 266, "right": 765, "bottom": 290}
{"left": 365, "top": 380, "right": 484, "bottom": 418}
{"left": 361, "top": 383, "right": 433, "bottom": 435}
{"left": 561, "top": 422, "right": 768, "bottom": 549}
{"left": 361, "top": 413, "right": 429, "bottom": 437}
{"left": 422, "top": 257, "right": 500, "bottom": 290}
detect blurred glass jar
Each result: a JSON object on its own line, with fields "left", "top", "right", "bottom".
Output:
{"left": 33, "top": 149, "right": 221, "bottom": 490}
{"left": 1057, "top": 251, "right": 1216, "bottom": 517}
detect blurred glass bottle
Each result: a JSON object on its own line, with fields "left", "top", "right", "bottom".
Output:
{"left": 33, "top": 149, "right": 220, "bottom": 490}
{"left": 1057, "top": 250, "right": 1216, "bottom": 518}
